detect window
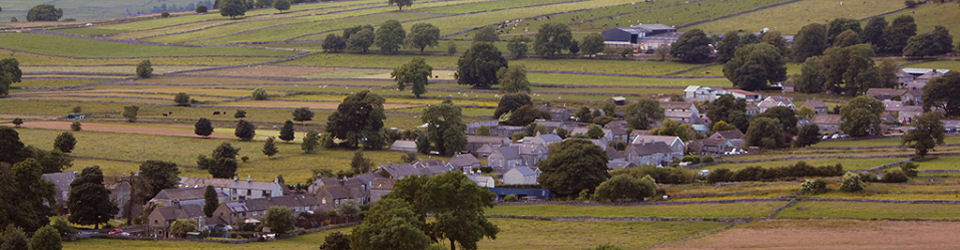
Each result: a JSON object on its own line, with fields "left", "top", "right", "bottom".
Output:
{"left": 247, "top": 189, "right": 252, "bottom": 196}
{"left": 263, "top": 190, "right": 268, "bottom": 197}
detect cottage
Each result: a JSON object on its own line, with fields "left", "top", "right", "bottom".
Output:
{"left": 757, "top": 96, "right": 794, "bottom": 112}
{"left": 149, "top": 187, "right": 229, "bottom": 209}
{"left": 631, "top": 135, "right": 685, "bottom": 156}
{"left": 41, "top": 171, "right": 75, "bottom": 210}
{"left": 147, "top": 204, "right": 205, "bottom": 238}
{"left": 538, "top": 105, "right": 572, "bottom": 121}
{"left": 709, "top": 129, "right": 745, "bottom": 149}
{"left": 725, "top": 89, "right": 763, "bottom": 102}
{"left": 467, "top": 174, "right": 496, "bottom": 188}
{"left": 900, "top": 68, "right": 950, "bottom": 90}
{"left": 389, "top": 140, "right": 418, "bottom": 153}
{"left": 466, "top": 135, "right": 510, "bottom": 154}
{"left": 517, "top": 143, "right": 548, "bottom": 166}
{"left": 487, "top": 145, "right": 524, "bottom": 169}
{"left": 502, "top": 166, "right": 539, "bottom": 185}
{"left": 812, "top": 114, "right": 842, "bottom": 133}
{"left": 800, "top": 99, "right": 829, "bottom": 114}
{"left": 521, "top": 133, "right": 563, "bottom": 147}
{"left": 625, "top": 142, "right": 681, "bottom": 166}
{"left": 449, "top": 153, "right": 481, "bottom": 171}
{"left": 380, "top": 163, "right": 422, "bottom": 179}
{"left": 179, "top": 177, "right": 284, "bottom": 201}
{"left": 369, "top": 178, "right": 395, "bottom": 204}
{"left": 214, "top": 195, "right": 320, "bottom": 226}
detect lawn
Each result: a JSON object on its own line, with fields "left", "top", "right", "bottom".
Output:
{"left": 62, "top": 227, "right": 352, "bottom": 250}
{"left": 704, "top": 157, "right": 909, "bottom": 171}
{"left": 417, "top": 0, "right": 569, "bottom": 14}
{"left": 0, "top": 99, "right": 130, "bottom": 117}
{"left": 477, "top": 218, "right": 728, "bottom": 249}
{"left": 488, "top": 202, "right": 786, "bottom": 218}
{"left": 915, "top": 157, "right": 960, "bottom": 170}
{"left": 2, "top": 49, "right": 279, "bottom": 66}
{"left": 678, "top": 62, "right": 802, "bottom": 76}
{"left": 687, "top": 0, "right": 906, "bottom": 34}
{"left": 777, "top": 201, "right": 960, "bottom": 219}
{"left": 0, "top": 33, "right": 293, "bottom": 57}
{"left": 811, "top": 136, "right": 960, "bottom": 148}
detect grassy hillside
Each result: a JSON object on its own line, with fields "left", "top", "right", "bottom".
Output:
{"left": 687, "top": 0, "right": 906, "bottom": 34}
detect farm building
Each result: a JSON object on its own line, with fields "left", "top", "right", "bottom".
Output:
{"left": 602, "top": 24, "right": 680, "bottom": 51}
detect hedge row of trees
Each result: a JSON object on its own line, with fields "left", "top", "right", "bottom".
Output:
{"left": 707, "top": 161, "right": 845, "bottom": 183}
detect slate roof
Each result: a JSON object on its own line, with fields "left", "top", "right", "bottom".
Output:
{"left": 371, "top": 178, "right": 395, "bottom": 190}
{"left": 154, "top": 188, "right": 210, "bottom": 201}
{"left": 449, "top": 154, "right": 480, "bottom": 167}
{"left": 801, "top": 99, "right": 827, "bottom": 109}
{"left": 41, "top": 171, "right": 76, "bottom": 194}
{"left": 659, "top": 101, "right": 694, "bottom": 110}
{"left": 714, "top": 129, "right": 744, "bottom": 140}
{"left": 626, "top": 141, "right": 674, "bottom": 155}
{"left": 154, "top": 204, "right": 205, "bottom": 221}
{"left": 511, "top": 166, "right": 538, "bottom": 177}
{"left": 381, "top": 163, "right": 422, "bottom": 179}
{"left": 813, "top": 114, "right": 842, "bottom": 124}
{"left": 223, "top": 195, "right": 318, "bottom": 213}
{"left": 496, "top": 145, "right": 522, "bottom": 160}
{"left": 606, "top": 147, "right": 626, "bottom": 160}
{"left": 179, "top": 177, "right": 279, "bottom": 191}
{"left": 467, "top": 135, "right": 508, "bottom": 144}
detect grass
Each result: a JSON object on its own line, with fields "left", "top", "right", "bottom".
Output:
{"left": 13, "top": 78, "right": 108, "bottom": 88}
{"left": 477, "top": 218, "right": 728, "bottom": 249}
{"left": 704, "top": 157, "right": 910, "bottom": 171}
{"left": 905, "top": 60, "right": 960, "bottom": 72}
{"left": 527, "top": 73, "right": 730, "bottom": 87}
{"left": 417, "top": 0, "right": 569, "bottom": 14}
{"left": 810, "top": 192, "right": 960, "bottom": 201}
{"left": 0, "top": 99, "right": 129, "bottom": 117}
{"left": 812, "top": 136, "right": 960, "bottom": 148}
{"left": 777, "top": 201, "right": 960, "bottom": 219}
{"left": 1, "top": 49, "right": 279, "bottom": 66}
{"left": 0, "top": 33, "right": 293, "bottom": 57}
{"left": 687, "top": 0, "right": 906, "bottom": 34}
{"left": 678, "top": 62, "right": 802, "bottom": 76}
{"left": 915, "top": 157, "right": 960, "bottom": 170}
{"left": 63, "top": 227, "right": 352, "bottom": 249}
{"left": 21, "top": 65, "right": 209, "bottom": 75}
{"left": 876, "top": 2, "right": 960, "bottom": 41}
{"left": 487, "top": 202, "right": 786, "bottom": 218}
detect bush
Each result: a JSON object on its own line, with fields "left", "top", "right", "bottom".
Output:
{"left": 799, "top": 179, "right": 828, "bottom": 194}
{"left": 594, "top": 175, "right": 657, "bottom": 203}
{"left": 12, "top": 118, "right": 23, "bottom": 128}
{"left": 839, "top": 172, "right": 864, "bottom": 192}
{"left": 904, "top": 0, "right": 918, "bottom": 8}
{"left": 1, "top": 224, "right": 28, "bottom": 250}
{"left": 702, "top": 155, "right": 714, "bottom": 163}
{"left": 593, "top": 244, "right": 624, "bottom": 250}
{"left": 175, "top": 92, "right": 191, "bottom": 106}
{"left": 319, "top": 232, "right": 350, "bottom": 250}
{"left": 169, "top": 219, "right": 197, "bottom": 238}
{"left": 161, "top": 12, "right": 171, "bottom": 18}
{"left": 252, "top": 88, "right": 268, "bottom": 100}
{"left": 707, "top": 168, "right": 732, "bottom": 183}
{"left": 503, "top": 194, "right": 518, "bottom": 202}
{"left": 136, "top": 60, "right": 153, "bottom": 78}
{"left": 611, "top": 166, "right": 694, "bottom": 184}
{"left": 899, "top": 162, "right": 918, "bottom": 177}
{"left": 682, "top": 155, "right": 700, "bottom": 164}
{"left": 881, "top": 169, "right": 909, "bottom": 183}
{"left": 196, "top": 5, "right": 208, "bottom": 13}
{"left": 70, "top": 121, "right": 81, "bottom": 131}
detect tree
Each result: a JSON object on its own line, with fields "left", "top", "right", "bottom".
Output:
{"left": 234, "top": 110, "right": 247, "bottom": 119}
{"left": 11, "top": 118, "right": 22, "bottom": 128}
{"left": 384, "top": 172, "right": 498, "bottom": 250}
{"left": 406, "top": 23, "right": 439, "bottom": 54}
{"left": 877, "top": 59, "right": 900, "bottom": 88}
{"left": 193, "top": 118, "right": 214, "bottom": 138}
{"left": 706, "top": 94, "right": 747, "bottom": 127}
{"left": 29, "top": 225, "right": 60, "bottom": 250}
{"left": 827, "top": 18, "right": 862, "bottom": 44}
{"left": 593, "top": 175, "right": 656, "bottom": 202}
{"left": 903, "top": 32, "right": 938, "bottom": 57}
{"left": 255, "top": 0, "right": 273, "bottom": 9}
{"left": 219, "top": 0, "right": 247, "bottom": 18}
{"left": 761, "top": 31, "right": 788, "bottom": 56}
{"left": 494, "top": 93, "right": 532, "bottom": 119}
{"left": 388, "top": 0, "right": 413, "bottom": 11}
{"left": 801, "top": 44, "right": 878, "bottom": 95}
{"left": 347, "top": 29, "right": 375, "bottom": 53}
{"left": 840, "top": 96, "right": 883, "bottom": 137}
{"left": 506, "top": 36, "right": 531, "bottom": 59}
{"left": 26, "top": 5, "right": 62, "bottom": 21}
{"left": 756, "top": 106, "right": 798, "bottom": 134}
{"left": 586, "top": 125, "right": 604, "bottom": 139}
{"left": 136, "top": 160, "right": 180, "bottom": 203}
{"left": 302, "top": 131, "right": 320, "bottom": 153}
{"left": 538, "top": 139, "right": 609, "bottom": 197}
{"left": 833, "top": 29, "right": 861, "bottom": 48}
{"left": 497, "top": 65, "right": 530, "bottom": 93}
{"left": 717, "top": 31, "right": 741, "bottom": 63}
{"left": 274, "top": 0, "right": 290, "bottom": 12}
{"left": 744, "top": 117, "right": 786, "bottom": 148}
{"left": 422, "top": 100, "right": 468, "bottom": 156}
{"left": 793, "top": 23, "right": 829, "bottom": 63}
{"left": 322, "top": 34, "right": 347, "bottom": 52}
{"left": 883, "top": 15, "right": 917, "bottom": 54}
{"left": 174, "top": 92, "right": 191, "bottom": 106}
{"left": 4, "top": 159, "right": 56, "bottom": 233}
{"left": 203, "top": 185, "right": 218, "bottom": 217}
{"left": 569, "top": 40, "right": 580, "bottom": 55}
{"left": 473, "top": 26, "right": 499, "bottom": 42}
{"left": 292, "top": 107, "right": 314, "bottom": 124}
{"left": 650, "top": 119, "right": 694, "bottom": 142}
{"left": 670, "top": 29, "right": 712, "bottom": 63}
{"left": 575, "top": 107, "right": 593, "bottom": 123}
{"left": 0, "top": 58, "right": 21, "bottom": 97}
{"left": 839, "top": 172, "right": 864, "bottom": 192}
{"left": 794, "top": 123, "right": 821, "bottom": 147}
{"left": 1, "top": 225, "right": 27, "bottom": 250}
{"left": 67, "top": 166, "right": 118, "bottom": 229}
{"left": 278, "top": 120, "right": 295, "bottom": 142}
{"left": 136, "top": 60, "right": 153, "bottom": 78}
{"left": 197, "top": 143, "right": 239, "bottom": 178}
{"left": 252, "top": 88, "right": 268, "bottom": 100}
{"left": 923, "top": 72, "right": 960, "bottom": 116}
{"left": 930, "top": 25, "right": 954, "bottom": 55}
{"left": 581, "top": 33, "right": 605, "bottom": 56}
{"left": 504, "top": 104, "right": 550, "bottom": 126}
{"left": 343, "top": 25, "right": 374, "bottom": 40}
{"left": 723, "top": 43, "right": 787, "bottom": 91}
{"left": 447, "top": 41, "right": 457, "bottom": 55}
{"left": 902, "top": 112, "right": 945, "bottom": 158}
{"left": 168, "top": 219, "right": 197, "bottom": 238}
{"left": 122, "top": 105, "right": 139, "bottom": 122}
{"left": 320, "top": 232, "right": 351, "bottom": 250}
{"left": 861, "top": 17, "right": 888, "bottom": 51}
{"left": 375, "top": 20, "right": 405, "bottom": 53}
{"left": 534, "top": 23, "right": 573, "bottom": 57}
{"left": 350, "top": 150, "right": 373, "bottom": 174}
{"left": 350, "top": 199, "right": 430, "bottom": 250}
{"left": 625, "top": 98, "right": 664, "bottom": 130}
{"left": 196, "top": 5, "right": 208, "bottom": 13}
{"left": 263, "top": 206, "right": 295, "bottom": 234}
{"left": 53, "top": 132, "right": 76, "bottom": 153}
{"left": 392, "top": 57, "right": 432, "bottom": 98}
{"left": 262, "top": 136, "right": 278, "bottom": 158}
{"left": 50, "top": 217, "right": 77, "bottom": 237}
{"left": 234, "top": 120, "right": 256, "bottom": 141}
{"left": 326, "top": 91, "right": 387, "bottom": 149}
{"left": 456, "top": 42, "right": 508, "bottom": 89}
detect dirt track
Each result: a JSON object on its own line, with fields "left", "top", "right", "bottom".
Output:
{"left": 19, "top": 121, "right": 235, "bottom": 139}
{"left": 658, "top": 219, "right": 960, "bottom": 250}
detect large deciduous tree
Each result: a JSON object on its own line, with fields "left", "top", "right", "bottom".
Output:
{"left": 494, "top": 93, "right": 532, "bottom": 119}
{"left": 534, "top": 23, "right": 573, "bottom": 57}
{"left": 883, "top": 15, "right": 917, "bottom": 54}
{"left": 473, "top": 26, "right": 499, "bottom": 42}
{"left": 902, "top": 112, "right": 946, "bottom": 158}
{"left": 279, "top": 120, "right": 295, "bottom": 142}
{"left": 388, "top": 0, "right": 413, "bottom": 11}
{"left": 293, "top": 107, "right": 314, "bottom": 123}
{"left": 375, "top": 20, "right": 405, "bottom": 54}
{"left": 136, "top": 160, "right": 180, "bottom": 203}
{"left": 54, "top": 132, "right": 76, "bottom": 153}
{"left": 723, "top": 43, "right": 786, "bottom": 91}
{"left": 406, "top": 23, "right": 440, "bottom": 54}
{"left": 67, "top": 166, "right": 118, "bottom": 229}
{"left": 392, "top": 57, "right": 432, "bottom": 98}
{"left": 625, "top": 98, "right": 664, "bottom": 130}
{"left": 219, "top": 0, "right": 247, "bottom": 18}
{"left": 923, "top": 72, "right": 960, "bottom": 116}
{"left": 792, "top": 23, "right": 829, "bottom": 62}
{"left": 350, "top": 199, "right": 430, "bottom": 250}
{"left": 456, "top": 43, "right": 507, "bottom": 89}
{"left": 794, "top": 123, "right": 821, "bottom": 147}
{"left": 422, "top": 100, "right": 467, "bottom": 156}
{"left": 840, "top": 96, "right": 884, "bottom": 137}
{"left": 744, "top": 117, "right": 786, "bottom": 148}
{"left": 581, "top": 33, "right": 605, "bottom": 56}
{"left": 650, "top": 119, "right": 694, "bottom": 141}
{"left": 322, "top": 34, "right": 346, "bottom": 53}
{"left": 234, "top": 120, "right": 256, "bottom": 141}
{"left": 504, "top": 105, "right": 550, "bottom": 126}
{"left": 717, "top": 31, "right": 741, "bottom": 63}
{"left": 347, "top": 29, "right": 375, "bottom": 53}
{"left": 195, "top": 118, "right": 214, "bottom": 137}
{"left": 670, "top": 29, "right": 712, "bottom": 63}
{"left": 706, "top": 94, "right": 747, "bottom": 126}
{"left": 497, "top": 65, "right": 530, "bottom": 94}
{"left": 27, "top": 4, "right": 62, "bottom": 21}
{"left": 263, "top": 206, "right": 295, "bottom": 234}
{"left": 861, "top": 17, "right": 888, "bottom": 51}
{"left": 197, "top": 143, "right": 239, "bottom": 178}
{"left": 756, "top": 106, "right": 799, "bottom": 135}
{"left": 827, "top": 18, "right": 861, "bottom": 45}
{"left": 325, "top": 90, "right": 387, "bottom": 149}
{"left": 0, "top": 58, "right": 23, "bottom": 96}
{"left": 506, "top": 36, "right": 531, "bottom": 59}
{"left": 3, "top": 159, "right": 56, "bottom": 232}
{"left": 262, "top": 137, "right": 278, "bottom": 158}
{"left": 537, "top": 139, "right": 609, "bottom": 197}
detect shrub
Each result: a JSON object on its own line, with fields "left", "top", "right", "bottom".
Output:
{"left": 175, "top": 92, "right": 191, "bottom": 106}
{"left": 839, "top": 172, "right": 864, "bottom": 192}
{"left": 241, "top": 156, "right": 250, "bottom": 162}
{"left": 904, "top": 0, "right": 918, "bottom": 8}
{"left": 252, "top": 88, "right": 268, "bottom": 100}
{"left": 503, "top": 194, "right": 518, "bottom": 202}
{"left": 799, "top": 179, "right": 827, "bottom": 194}
{"left": 701, "top": 155, "right": 714, "bottom": 163}
{"left": 594, "top": 175, "right": 657, "bottom": 203}
{"left": 319, "top": 232, "right": 350, "bottom": 250}
{"left": 899, "top": 162, "right": 918, "bottom": 177}
{"left": 682, "top": 155, "right": 700, "bottom": 164}
{"left": 70, "top": 121, "right": 81, "bottom": 131}
{"left": 169, "top": 219, "right": 197, "bottom": 238}
{"left": 707, "top": 168, "right": 732, "bottom": 183}
{"left": 136, "top": 60, "right": 153, "bottom": 78}
{"left": 196, "top": 5, "right": 208, "bottom": 13}
{"left": 161, "top": 12, "right": 171, "bottom": 18}
{"left": 12, "top": 118, "right": 23, "bottom": 128}
{"left": 593, "top": 244, "right": 624, "bottom": 250}
{"left": 881, "top": 169, "right": 909, "bottom": 183}
{"left": 611, "top": 166, "right": 694, "bottom": 184}
{"left": 710, "top": 162, "right": 844, "bottom": 183}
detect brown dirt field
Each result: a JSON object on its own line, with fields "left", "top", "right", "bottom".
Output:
{"left": 658, "top": 219, "right": 960, "bottom": 250}
{"left": 19, "top": 121, "right": 235, "bottom": 139}
{"left": 217, "top": 100, "right": 421, "bottom": 110}
{"left": 188, "top": 65, "right": 339, "bottom": 77}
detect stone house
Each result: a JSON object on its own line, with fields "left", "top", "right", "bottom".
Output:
{"left": 213, "top": 195, "right": 320, "bottom": 226}
{"left": 502, "top": 166, "right": 539, "bottom": 185}
{"left": 625, "top": 142, "right": 681, "bottom": 166}
{"left": 800, "top": 99, "right": 829, "bottom": 114}
{"left": 812, "top": 114, "right": 842, "bottom": 133}
{"left": 179, "top": 177, "right": 284, "bottom": 201}
{"left": 149, "top": 187, "right": 229, "bottom": 209}
{"left": 147, "top": 203, "right": 205, "bottom": 238}
{"left": 449, "top": 153, "right": 481, "bottom": 171}
{"left": 487, "top": 145, "right": 524, "bottom": 169}
{"left": 41, "top": 171, "right": 75, "bottom": 212}
{"left": 631, "top": 135, "right": 685, "bottom": 156}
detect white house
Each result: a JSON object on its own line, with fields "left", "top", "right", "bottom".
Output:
{"left": 179, "top": 176, "right": 284, "bottom": 201}
{"left": 503, "top": 166, "right": 539, "bottom": 185}
{"left": 467, "top": 174, "right": 496, "bottom": 188}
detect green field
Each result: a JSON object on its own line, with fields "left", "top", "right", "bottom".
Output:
{"left": 687, "top": 0, "right": 906, "bottom": 34}
{"left": 812, "top": 136, "right": 960, "bottom": 148}
{"left": 0, "top": 33, "right": 293, "bottom": 57}
{"left": 704, "top": 157, "right": 909, "bottom": 171}
{"left": 915, "top": 157, "right": 960, "bottom": 170}
{"left": 477, "top": 219, "right": 727, "bottom": 249}
{"left": 906, "top": 60, "right": 960, "bottom": 72}
{"left": 777, "top": 201, "right": 960, "bottom": 219}
{"left": 488, "top": 202, "right": 786, "bottom": 218}
{"left": 876, "top": 2, "right": 960, "bottom": 41}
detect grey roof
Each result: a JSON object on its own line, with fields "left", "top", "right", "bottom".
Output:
{"left": 496, "top": 145, "right": 522, "bottom": 160}
{"left": 390, "top": 140, "right": 417, "bottom": 149}
{"left": 802, "top": 99, "right": 827, "bottom": 109}
{"left": 371, "top": 178, "right": 395, "bottom": 190}
{"left": 381, "top": 163, "right": 422, "bottom": 179}
{"left": 813, "top": 114, "right": 841, "bottom": 124}
{"left": 223, "top": 195, "right": 318, "bottom": 213}
{"left": 154, "top": 187, "right": 214, "bottom": 201}
{"left": 467, "top": 135, "right": 508, "bottom": 144}
{"left": 155, "top": 204, "right": 205, "bottom": 221}
{"left": 510, "top": 166, "right": 537, "bottom": 177}
{"left": 179, "top": 177, "right": 280, "bottom": 191}
{"left": 517, "top": 143, "right": 544, "bottom": 155}
{"left": 627, "top": 141, "right": 674, "bottom": 155}
{"left": 715, "top": 130, "right": 744, "bottom": 140}
{"left": 449, "top": 154, "right": 480, "bottom": 167}
{"left": 659, "top": 101, "right": 694, "bottom": 110}
{"left": 606, "top": 147, "right": 626, "bottom": 160}
{"left": 537, "top": 134, "right": 563, "bottom": 144}
{"left": 41, "top": 171, "right": 76, "bottom": 193}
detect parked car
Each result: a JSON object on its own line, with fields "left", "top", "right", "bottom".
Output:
{"left": 108, "top": 228, "right": 124, "bottom": 235}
